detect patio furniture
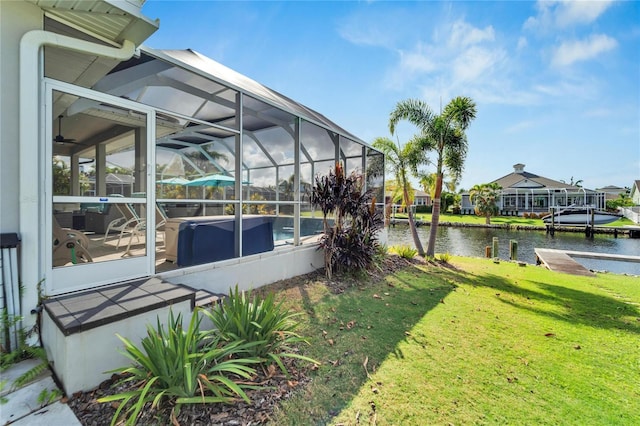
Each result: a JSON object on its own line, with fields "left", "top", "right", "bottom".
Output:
{"left": 122, "top": 204, "right": 169, "bottom": 255}
{"left": 85, "top": 204, "right": 124, "bottom": 234}
{"left": 102, "top": 203, "right": 143, "bottom": 249}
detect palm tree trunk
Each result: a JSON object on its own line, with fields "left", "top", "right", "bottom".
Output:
{"left": 426, "top": 173, "right": 443, "bottom": 258}
{"left": 404, "top": 187, "right": 425, "bottom": 256}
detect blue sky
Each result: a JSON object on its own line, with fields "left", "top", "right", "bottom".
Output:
{"left": 142, "top": 0, "right": 639, "bottom": 192}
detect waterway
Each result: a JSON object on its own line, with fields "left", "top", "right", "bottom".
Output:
{"left": 385, "top": 225, "right": 640, "bottom": 275}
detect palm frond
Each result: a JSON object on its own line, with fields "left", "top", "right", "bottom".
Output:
{"left": 389, "top": 98, "right": 435, "bottom": 135}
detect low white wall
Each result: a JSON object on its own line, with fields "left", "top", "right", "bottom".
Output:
{"left": 42, "top": 299, "right": 193, "bottom": 394}
{"left": 621, "top": 206, "right": 640, "bottom": 224}
{"left": 160, "top": 243, "right": 324, "bottom": 294}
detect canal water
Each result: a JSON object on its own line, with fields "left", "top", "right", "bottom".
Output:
{"left": 385, "top": 225, "right": 640, "bottom": 275}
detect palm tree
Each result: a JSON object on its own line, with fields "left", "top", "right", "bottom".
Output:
{"left": 419, "top": 171, "right": 458, "bottom": 210}
{"left": 560, "top": 176, "right": 583, "bottom": 188}
{"left": 372, "top": 136, "right": 426, "bottom": 256}
{"left": 385, "top": 179, "right": 414, "bottom": 210}
{"left": 419, "top": 172, "right": 437, "bottom": 200}
{"left": 470, "top": 182, "right": 502, "bottom": 224}
{"left": 389, "top": 97, "right": 477, "bottom": 257}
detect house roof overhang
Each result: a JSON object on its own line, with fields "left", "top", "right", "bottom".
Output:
{"left": 28, "top": 0, "right": 159, "bottom": 47}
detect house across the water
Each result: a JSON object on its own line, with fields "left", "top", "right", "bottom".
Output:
{"left": 1, "top": 0, "right": 384, "bottom": 394}
{"left": 461, "top": 163, "right": 606, "bottom": 215}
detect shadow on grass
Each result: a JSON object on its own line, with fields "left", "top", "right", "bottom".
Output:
{"left": 436, "top": 266, "right": 640, "bottom": 334}
{"left": 275, "top": 260, "right": 638, "bottom": 424}
{"left": 286, "top": 260, "right": 455, "bottom": 422}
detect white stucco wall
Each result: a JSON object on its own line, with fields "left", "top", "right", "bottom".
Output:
{"left": 0, "top": 1, "right": 41, "bottom": 232}
{"left": 161, "top": 243, "right": 325, "bottom": 294}
{"left": 1, "top": 1, "right": 44, "bottom": 338}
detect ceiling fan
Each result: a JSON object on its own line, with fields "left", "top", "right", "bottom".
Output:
{"left": 53, "top": 115, "right": 85, "bottom": 145}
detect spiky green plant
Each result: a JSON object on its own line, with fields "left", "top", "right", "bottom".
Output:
{"left": 204, "top": 286, "right": 318, "bottom": 376}
{"left": 390, "top": 244, "right": 418, "bottom": 259}
{"left": 98, "top": 308, "right": 261, "bottom": 426}
{"left": 437, "top": 252, "right": 452, "bottom": 263}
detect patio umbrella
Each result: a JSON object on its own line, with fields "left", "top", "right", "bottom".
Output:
{"left": 185, "top": 174, "right": 249, "bottom": 187}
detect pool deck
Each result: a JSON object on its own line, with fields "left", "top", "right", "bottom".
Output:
{"left": 534, "top": 248, "right": 640, "bottom": 276}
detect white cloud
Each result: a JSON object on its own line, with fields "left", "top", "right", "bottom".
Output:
{"left": 551, "top": 34, "right": 618, "bottom": 67}
{"left": 338, "top": 24, "right": 395, "bottom": 48}
{"left": 385, "top": 18, "right": 514, "bottom": 105}
{"left": 555, "top": 0, "right": 615, "bottom": 27}
{"left": 533, "top": 78, "right": 598, "bottom": 99}
{"left": 448, "top": 20, "right": 495, "bottom": 48}
{"left": 398, "top": 43, "right": 437, "bottom": 73}
{"left": 452, "top": 46, "right": 505, "bottom": 83}
{"left": 336, "top": 7, "right": 412, "bottom": 49}
{"left": 524, "top": 0, "right": 615, "bottom": 31}
{"left": 371, "top": 7, "right": 617, "bottom": 109}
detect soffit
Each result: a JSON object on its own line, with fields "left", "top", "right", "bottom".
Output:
{"left": 28, "top": 0, "right": 158, "bottom": 46}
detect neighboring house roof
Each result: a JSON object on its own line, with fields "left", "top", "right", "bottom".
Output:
{"left": 596, "top": 185, "right": 626, "bottom": 192}
{"left": 106, "top": 173, "right": 134, "bottom": 184}
{"left": 490, "top": 164, "right": 588, "bottom": 192}
{"left": 631, "top": 180, "right": 640, "bottom": 197}
{"left": 414, "top": 190, "right": 430, "bottom": 198}
{"left": 596, "top": 185, "right": 628, "bottom": 200}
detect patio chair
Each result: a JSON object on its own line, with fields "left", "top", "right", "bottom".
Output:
{"left": 122, "top": 203, "right": 169, "bottom": 256}
{"left": 52, "top": 217, "right": 93, "bottom": 266}
{"left": 102, "top": 203, "right": 143, "bottom": 249}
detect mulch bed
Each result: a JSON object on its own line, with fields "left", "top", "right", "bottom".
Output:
{"left": 66, "top": 255, "right": 426, "bottom": 425}
{"left": 66, "top": 357, "right": 310, "bottom": 426}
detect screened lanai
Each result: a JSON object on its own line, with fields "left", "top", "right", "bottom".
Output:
{"left": 48, "top": 42, "right": 384, "bottom": 283}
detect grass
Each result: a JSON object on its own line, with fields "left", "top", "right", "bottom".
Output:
{"left": 393, "top": 212, "right": 634, "bottom": 227}
{"left": 263, "top": 256, "right": 639, "bottom": 425}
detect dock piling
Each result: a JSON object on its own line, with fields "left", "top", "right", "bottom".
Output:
{"left": 509, "top": 240, "right": 518, "bottom": 261}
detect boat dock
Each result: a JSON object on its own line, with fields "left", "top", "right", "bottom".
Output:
{"left": 534, "top": 248, "right": 640, "bottom": 276}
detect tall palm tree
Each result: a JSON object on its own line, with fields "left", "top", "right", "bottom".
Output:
{"left": 470, "top": 182, "right": 502, "bottom": 224}
{"left": 389, "top": 97, "right": 477, "bottom": 257}
{"left": 372, "top": 136, "right": 426, "bottom": 256}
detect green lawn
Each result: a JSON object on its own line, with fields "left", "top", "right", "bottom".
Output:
{"left": 266, "top": 257, "right": 640, "bottom": 425}
{"left": 393, "top": 212, "right": 634, "bottom": 227}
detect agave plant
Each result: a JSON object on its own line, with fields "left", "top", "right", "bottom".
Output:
{"left": 98, "top": 308, "right": 261, "bottom": 426}
{"left": 203, "top": 285, "right": 318, "bottom": 376}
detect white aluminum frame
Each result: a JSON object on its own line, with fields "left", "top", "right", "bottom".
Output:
{"left": 45, "top": 79, "right": 156, "bottom": 294}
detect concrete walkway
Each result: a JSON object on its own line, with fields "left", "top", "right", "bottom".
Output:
{"left": 0, "top": 359, "right": 81, "bottom": 425}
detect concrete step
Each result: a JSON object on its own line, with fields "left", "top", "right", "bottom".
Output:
{"left": 0, "top": 359, "right": 80, "bottom": 425}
